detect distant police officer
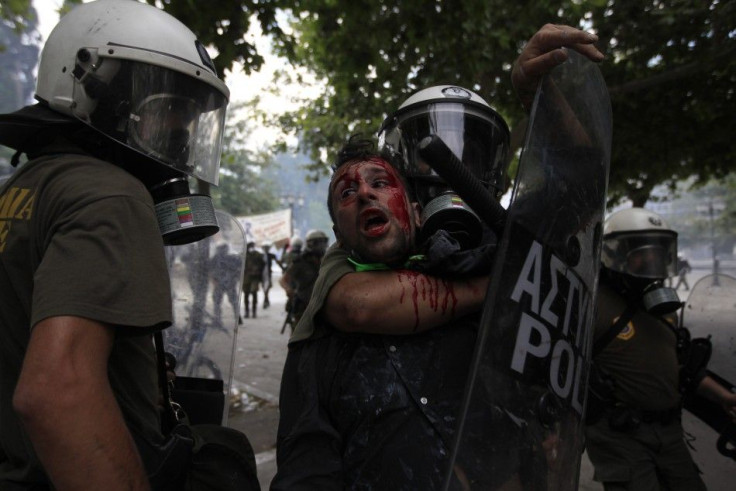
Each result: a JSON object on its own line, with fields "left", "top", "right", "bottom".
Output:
{"left": 261, "top": 241, "right": 283, "bottom": 309}
{"left": 243, "top": 241, "right": 265, "bottom": 318}
{"left": 586, "top": 208, "right": 736, "bottom": 491}
{"left": 281, "top": 236, "right": 304, "bottom": 271}
{"left": 280, "top": 229, "right": 328, "bottom": 326}
{"left": 0, "top": 1, "right": 259, "bottom": 489}
{"left": 210, "top": 243, "right": 242, "bottom": 325}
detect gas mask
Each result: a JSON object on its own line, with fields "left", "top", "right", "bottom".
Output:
{"left": 28, "top": 0, "right": 230, "bottom": 246}
{"left": 614, "top": 273, "right": 681, "bottom": 315}
{"left": 641, "top": 281, "right": 681, "bottom": 315}
{"left": 601, "top": 208, "right": 681, "bottom": 315}
{"left": 410, "top": 177, "right": 483, "bottom": 249}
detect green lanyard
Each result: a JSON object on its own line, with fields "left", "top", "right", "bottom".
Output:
{"left": 347, "top": 255, "right": 425, "bottom": 272}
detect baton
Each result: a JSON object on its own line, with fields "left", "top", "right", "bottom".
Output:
{"left": 417, "top": 135, "right": 507, "bottom": 236}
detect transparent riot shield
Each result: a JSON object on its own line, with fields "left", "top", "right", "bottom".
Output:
{"left": 681, "top": 274, "right": 736, "bottom": 488}
{"left": 163, "top": 210, "right": 246, "bottom": 426}
{"left": 444, "top": 50, "right": 611, "bottom": 490}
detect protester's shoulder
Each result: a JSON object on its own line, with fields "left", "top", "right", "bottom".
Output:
{"left": 321, "top": 242, "right": 351, "bottom": 268}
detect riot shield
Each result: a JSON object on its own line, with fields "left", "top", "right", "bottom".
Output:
{"left": 681, "top": 274, "right": 736, "bottom": 489}
{"left": 444, "top": 50, "right": 611, "bottom": 490}
{"left": 163, "top": 210, "right": 246, "bottom": 426}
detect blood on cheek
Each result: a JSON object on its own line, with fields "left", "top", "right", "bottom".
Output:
{"left": 387, "top": 190, "right": 411, "bottom": 232}
{"left": 368, "top": 160, "right": 411, "bottom": 231}
{"left": 396, "top": 270, "right": 458, "bottom": 332}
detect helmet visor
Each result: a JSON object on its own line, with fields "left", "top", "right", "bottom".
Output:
{"left": 602, "top": 231, "right": 678, "bottom": 279}
{"left": 74, "top": 60, "right": 227, "bottom": 184}
{"left": 379, "top": 103, "right": 509, "bottom": 196}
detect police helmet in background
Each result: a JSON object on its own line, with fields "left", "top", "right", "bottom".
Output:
{"left": 290, "top": 236, "right": 304, "bottom": 252}
{"left": 602, "top": 207, "right": 680, "bottom": 313}
{"left": 30, "top": 0, "right": 229, "bottom": 244}
{"left": 305, "top": 229, "right": 329, "bottom": 254}
{"left": 378, "top": 85, "right": 510, "bottom": 248}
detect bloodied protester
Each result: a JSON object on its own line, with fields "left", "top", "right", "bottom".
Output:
{"left": 271, "top": 24, "right": 607, "bottom": 490}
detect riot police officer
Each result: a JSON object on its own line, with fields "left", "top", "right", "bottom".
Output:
{"left": 0, "top": 1, "right": 258, "bottom": 489}
{"left": 243, "top": 241, "right": 265, "bottom": 318}
{"left": 586, "top": 207, "right": 736, "bottom": 490}
{"left": 279, "top": 229, "right": 329, "bottom": 327}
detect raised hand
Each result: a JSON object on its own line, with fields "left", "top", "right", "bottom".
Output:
{"left": 512, "top": 24, "right": 604, "bottom": 110}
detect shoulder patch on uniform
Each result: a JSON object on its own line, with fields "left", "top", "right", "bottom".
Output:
{"left": 615, "top": 318, "right": 635, "bottom": 340}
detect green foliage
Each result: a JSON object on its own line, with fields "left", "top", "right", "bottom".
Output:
{"left": 146, "top": 0, "right": 290, "bottom": 76}
{"left": 0, "top": 0, "right": 33, "bottom": 35}
{"left": 592, "top": 0, "right": 736, "bottom": 206}
{"left": 4, "top": 0, "right": 735, "bottom": 208}
{"left": 211, "top": 102, "right": 280, "bottom": 216}
{"left": 269, "top": 0, "right": 736, "bottom": 207}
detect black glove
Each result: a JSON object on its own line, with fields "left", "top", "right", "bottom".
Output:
{"left": 407, "top": 229, "right": 497, "bottom": 278}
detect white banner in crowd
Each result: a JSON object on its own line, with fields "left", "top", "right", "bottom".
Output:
{"left": 236, "top": 209, "right": 292, "bottom": 246}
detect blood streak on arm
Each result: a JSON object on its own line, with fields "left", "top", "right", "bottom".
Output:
{"left": 397, "top": 270, "right": 458, "bottom": 332}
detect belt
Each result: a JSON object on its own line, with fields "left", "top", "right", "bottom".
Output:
{"left": 606, "top": 405, "right": 681, "bottom": 431}
{"left": 639, "top": 406, "right": 681, "bottom": 424}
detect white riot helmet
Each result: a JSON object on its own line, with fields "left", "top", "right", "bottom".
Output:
{"left": 33, "top": 0, "right": 229, "bottom": 245}
{"left": 378, "top": 85, "right": 510, "bottom": 248}
{"left": 602, "top": 208, "right": 678, "bottom": 280}
{"left": 602, "top": 208, "right": 680, "bottom": 313}
{"left": 290, "top": 236, "right": 304, "bottom": 251}
{"left": 378, "top": 85, "right": 509, "bottom": 199}
{"left": 36, "top": 0, "right": 229, "bottom": 184}
{"left": 305, "top": 229, "right": 329, "bottom": 253}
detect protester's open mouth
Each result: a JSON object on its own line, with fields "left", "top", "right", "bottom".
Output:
{"left": 360, "top": 209, "right": 389, "bottom": 236}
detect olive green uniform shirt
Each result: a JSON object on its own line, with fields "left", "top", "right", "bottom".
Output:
{"left": 0, "top": 149, "right": 172, "bottom": 487}
{"left": 593, "top": 283, "right": 680, "bottom": 410}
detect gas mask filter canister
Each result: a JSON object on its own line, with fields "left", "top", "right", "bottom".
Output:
{"left": 641, "top": 283, "right": 681, "bottom": 315}
{"left": 149, "top": 177, "right": 219, "bottom": 245}
{"left": 418, "top": 191, "right": 483, "bottom": 250}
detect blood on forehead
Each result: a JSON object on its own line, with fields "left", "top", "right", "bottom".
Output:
{"left": 330, "top": 157, "right": 414, "bottom": 232}
{"left": 332, "top": 157, "right": 393, "bottom": 181}
{"left": 331, "top": 157, "right": 405, "bottom": 195}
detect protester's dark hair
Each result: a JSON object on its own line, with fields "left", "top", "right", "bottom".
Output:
{"left": 327, "top": 134, "right": 412, "bottom": 223}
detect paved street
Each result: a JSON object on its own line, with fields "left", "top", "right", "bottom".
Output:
{"left": 227, "top": 275, "right": 289, "bottom": 489}
{"left": 223, "top": 267, "right": 734, "bottom": 490}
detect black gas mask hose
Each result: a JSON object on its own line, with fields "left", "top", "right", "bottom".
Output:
{"left": 417, "top": 135, "right": 507, "bottom": 236}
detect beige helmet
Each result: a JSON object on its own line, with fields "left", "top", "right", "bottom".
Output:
{"left": 305, "top": 229, "right": 329, "bottom": 252}
{"left": 290, "top": 236, "right": 304, "bottom": 251}
{"left": 35, "top": 0, "right": 229, "bottom": 185}
{"left": 601, "top": 208, "right": 678, "bottom": 280}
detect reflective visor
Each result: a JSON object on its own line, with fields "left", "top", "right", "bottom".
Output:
{"left": 74, "top": 60, "right": 226, "bottom": 184}
{"left": 602, "top": 231, "right": 678, "bottom": 279}
{"left": 380, "top": 103, "right": 509, "bottom": 195}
